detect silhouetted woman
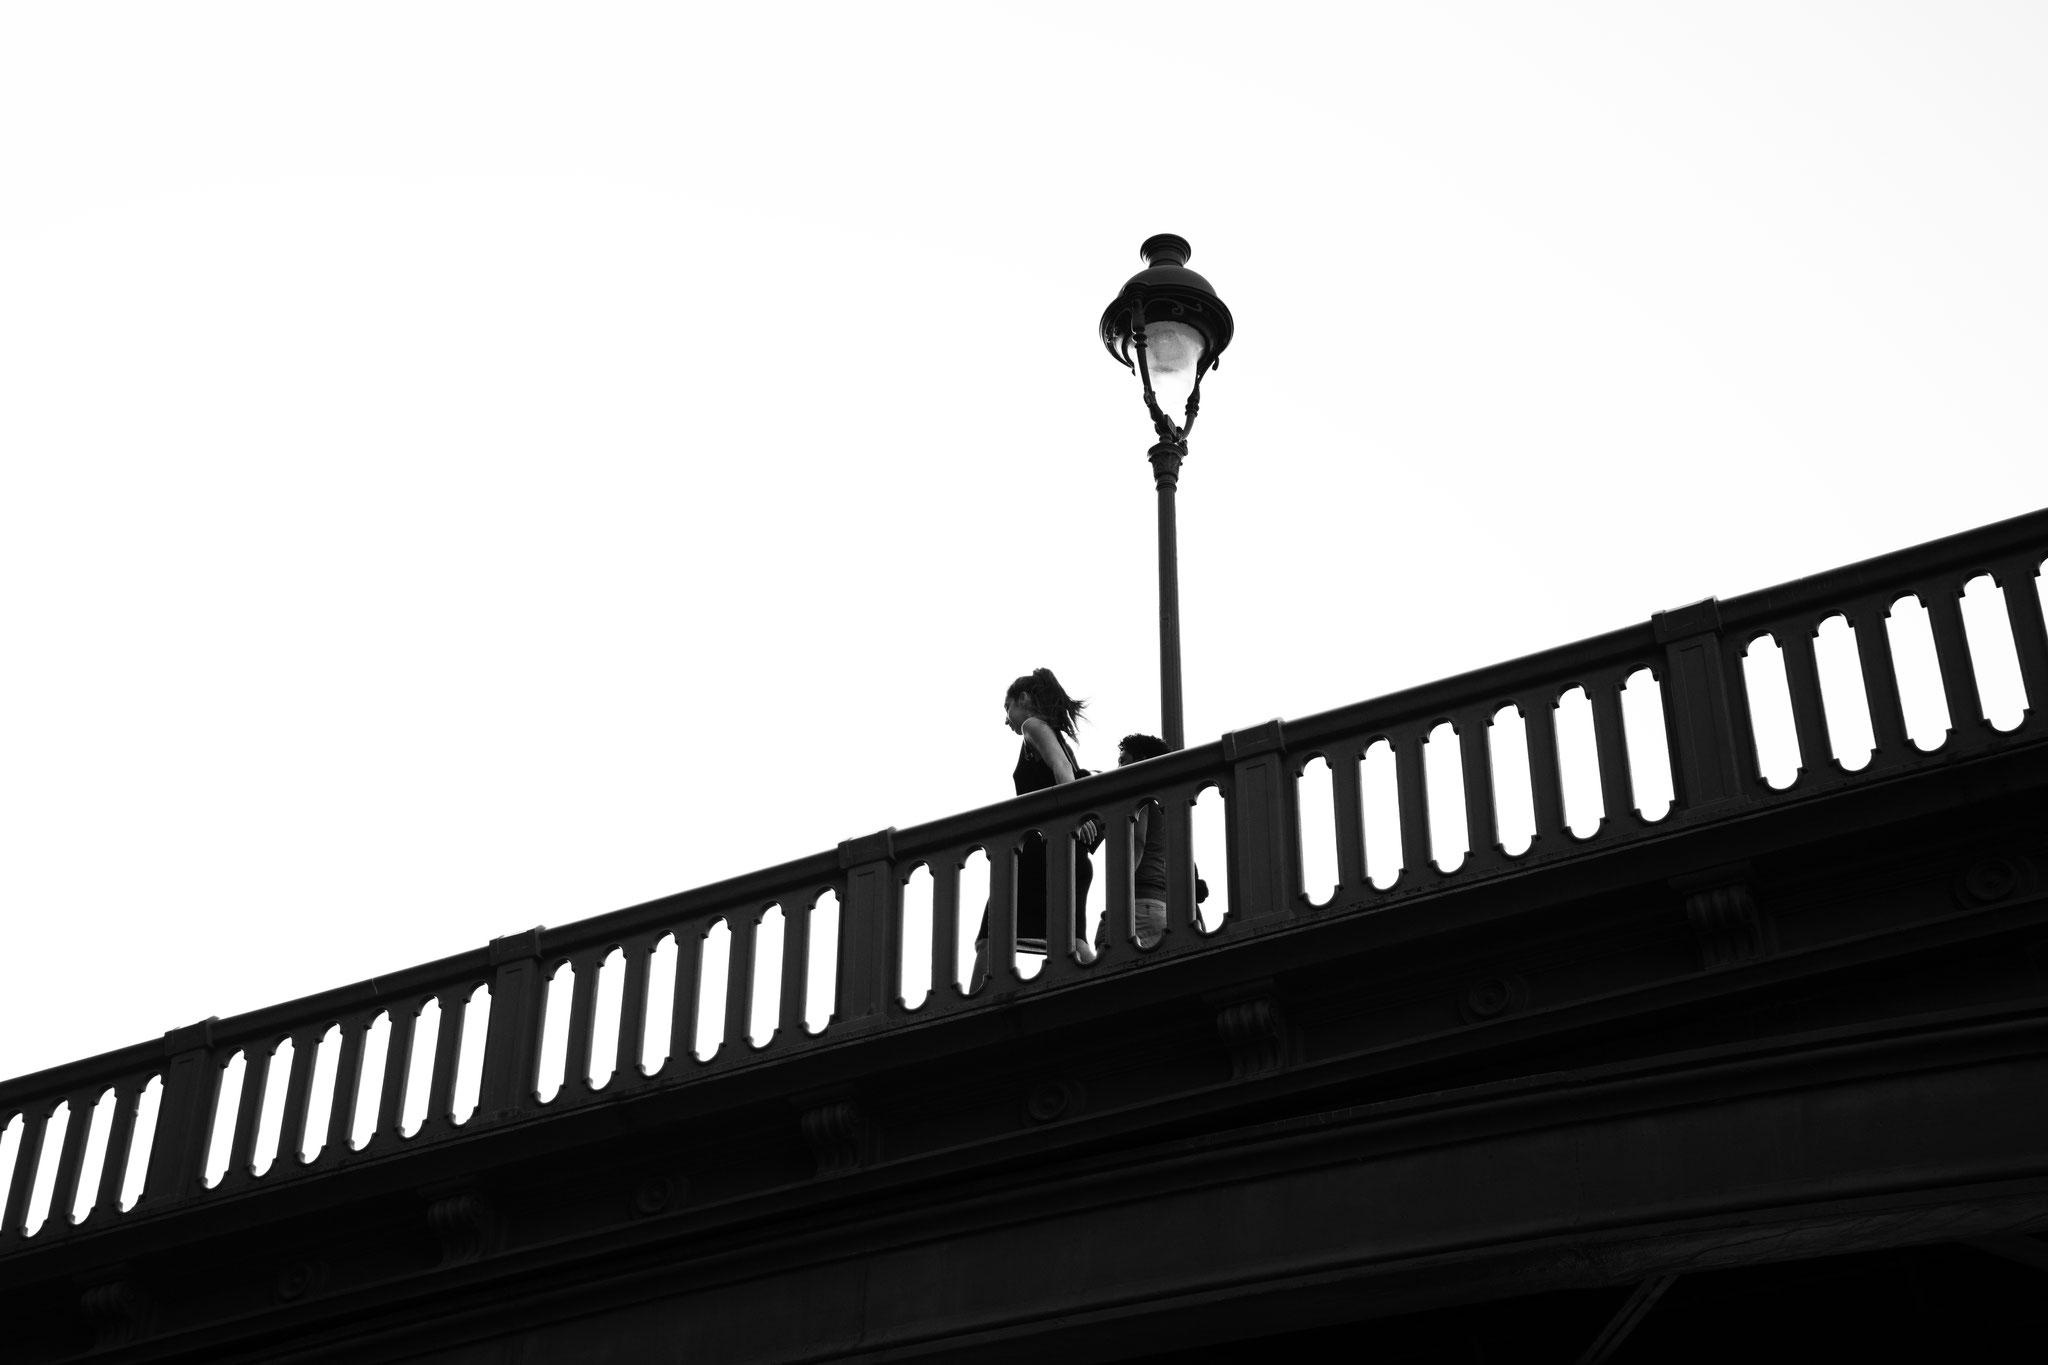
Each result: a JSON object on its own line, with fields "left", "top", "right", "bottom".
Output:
{"left": 977, "top": 668, "right": 1098, "bottom": 984}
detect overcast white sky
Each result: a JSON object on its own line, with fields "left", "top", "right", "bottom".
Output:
{"left": 4, "top": 3, "right": 2047, "bottom": 1084}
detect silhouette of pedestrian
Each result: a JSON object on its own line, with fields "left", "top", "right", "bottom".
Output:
{"left": 1098, "top": 733, "right": 1173, "bottom": 950}
{"left": 1094, "top": 733, "right": 1208, "bottom": 953}
{"left": 973, "top": 668, "right": 1098, "bottom": 987}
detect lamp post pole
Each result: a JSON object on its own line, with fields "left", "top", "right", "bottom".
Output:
{"left": 1100, "top": 235, "right": 1233, "bottom": 753}
{"left": 1149, "top": 440, "right": 1186, "bottom": 751}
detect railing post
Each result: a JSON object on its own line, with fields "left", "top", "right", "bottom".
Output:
{"left": 1222, "top": 719, "right": 1298, "bottom": 920}
{"left": 1653, "top": 599, "right": 1748, "bottom": 812}
{"left": 479, "top": 929, "right": 545, "bottom": 1121}
{"left": 836, "top": 828, "right": 899, "bottom": 1026}
{"left": 143, "top": 1018, "right": 221, "bottom": 1207}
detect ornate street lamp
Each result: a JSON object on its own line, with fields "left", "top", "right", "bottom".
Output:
{"left": 1099, "top": 234, "right": 1234, "bottom": 751}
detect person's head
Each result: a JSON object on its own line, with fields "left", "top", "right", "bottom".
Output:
{"left": 1004, "top": 668, "right": 1085, "bottom": 739}
{"left": 1118, "top": 733, "right": 1170, "bottom": 767}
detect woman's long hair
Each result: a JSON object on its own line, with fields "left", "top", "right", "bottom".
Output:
{"left": 1008, "top": 668, "right": 1085, "bottom": 740}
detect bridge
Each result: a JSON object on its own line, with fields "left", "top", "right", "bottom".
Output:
{"left": 5, "top": 510, "right": 2048, "bottom": 1362}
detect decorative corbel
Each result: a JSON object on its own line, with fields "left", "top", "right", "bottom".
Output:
{"left": 1207, "top": 979, "right": 1293, "bottom": 1080}
{"left": 1673, "top": 863, "right": 1772, "bottom": 970}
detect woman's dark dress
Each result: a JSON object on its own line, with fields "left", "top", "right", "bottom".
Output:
{"left": 1010, "top": 735, "right": 1094, "bottom": 947}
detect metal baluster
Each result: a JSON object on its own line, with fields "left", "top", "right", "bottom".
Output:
{"left": 778, "top": 896, "right": 815, "bottom": 1039}
{"left": 325, "top": 1016, "right": 369, "bottom": 1156}
{"left": 92, "top": 1079, "right": 143, "bottom": 1219}
{"left": 985, "top": 833, "right": 1021, "bottom": 984}
{"left": 1718, "top": 634, "right": 1766, "bottom": 802}
{"left": 1525, "top": 695, "right": 1568, "bottom": 845}
{"left": 1329, "top": 745, "right": 1369, "bottom": 891}
{"left": 1455, "top": 712, "right": 1501, "bottom": 871}
{"left": 48, "top": 1091, "right": 96, "bottom": 1230}
{"left": 3, "top": 1107, "right": 48, "bottom": 1235}
{"left": 1163, "top": 794, "right": 1198, "bottom": 936}
{"left": 1588, "top": 673, "right": 1635, "bottom": 833}
{"left": 616, "top": 939, "right": 653, "bottom": 1081}
{"left": 560, "top": 953, "right": 603, "bottom": 1095}
{"left": 1924, "top": 578, "right": 1987, "bottom": 750}
{"left": 1098, "top": 806, "right": 1136, "bottom": 955}
{"left": 1996, "top": 555, "right": 2048, "bottom": 726}
{"left": 1779, "top": 622, "right": 1834, "bottom": 780}
{"left": 225, "top": 1043, "right": 271, "bottom": 1183}
{"left": 1393, "top": 727, "right": 1433, "bottom": 881}
{"left": 424, "top": 988, "right": 468, "bottom": 1129}
{"left": 1851, "top": 598, "right": 1911, "bottom": 764}
{"left": 378, "top": 1005, "right": 420, "bottom": 1143}
{"left": 723, "top": 910, "right": 760, "bottom": 1054}
{"left": 669, "top": 923, "right": 706, "bottom": 1068}
{"left": 1041, "top": 824, "right": 1082, "bottom": 981}
{"left": 274, "top": 1028, "right": 321, "bottom": 1170}
{"left": 930, "top": 857, "right": 961, "bottom": 995}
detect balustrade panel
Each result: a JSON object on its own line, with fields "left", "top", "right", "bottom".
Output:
{"left": 1189, "top": 785, "right": 1228, "bottom": 933}
{"left": 745, "top": 907, "right": 784, "bottom": 1049}
{"left": 423, "top": 988, "right": 470, "bottom": 1128}
{"left": 981, "top": 832, "right": 1022, "bottom": 988}
{"left": 805, "top": 889, "right": 841, "bottom": 1034}
{"left": 1995, "top": 555, "right": 2048, "bottom": 719}
{"left": 1391, "top": 727, "right": 1432, "bottom": 882}
{"left": 274, "top": 1028, "right": 321, "bottom": 1171}
{"left": 638, "top": 934, "right": 678, "bottom": 1077}
{"left": 17, "top": 1102, "right": 67, "bottom": 1235}
{"left": 224, "top": 1043, "right": 270, "bottom": 1184}
{"left": 1584, "top": 671, "right": 1637, "bottom": 831}
{"left": 586, "top": 950, "right": 627, "bottom": 1089}
{"left": 1852, "top": 599, "right": 1913, "bottom": 764}
{"left": 327, "top": 1014, "right": 372, "bottom": 1155}
{"left": 1038, "top": 825, "right": 1083, "bottom": 984}
{"left": 377, "top": 1006, "right": 420, "bottom": 1145}
{"left": 1453, "top": 712, "right": 1501, "bottom": 872}
{"left": 778, "top": 897, "right": 815, "bottom": 1036}
{"left": 691, "top": 922, "right": 732, "bottom": 1061}
{"left": 46, "top": 1091, "right": 95, "bottom": 1233}
{"left": 1360, "top": 737, "right": 1404, "bottom": 884}
{"left": 3, "top": 1107, "right": 44, "bottom": 1236}
{"left": 929, "top": 857, "right": 962, "bottom": 1000}
{"left": 561, "top": 952, "right": 603, "bottom": 1097}
{"left": 1422, "top": 722, "right": 1469, "bottom": 873}
{"left": 1095, "top": 807, "right": 1136, "bottom": 957}
{"left": 665, "top": 922, "right": 705, "bottom": 1072}
{"left": 1327, "top": 745, "right": 1369, "bottom": 893}
{"left": 1885, "top": 592, "right": 1953, "bottom": 752}
{"left": 1813, "top": 614, "right": 1877, "bottom": 771}
{"left": 1486, "top": 709, "right": 1535, "bottom": 856}
{"left": 616, "top": 939, "right": 654, "bottom": 1083}
{"left": 1523, "top": 694, "right": 1568, "bottom": 846}
{"left": 1960, "top": 573, "right": 2028, "bottom": 732}
{"left": 91, "top": 1079, "right": 143, "bottom": 1219}
{"left": 721, "top": 912, "right": 760, "bottom": 1060}
{"left": 1295, "top": 755, "right": 1340, "bottom": 907}
{"left": 898, "top": 868, "right": 935, "bottom": 1009}
{"left": 1922, "top": 579, "right": 1985, "bottom": 749}
{"left": 1777, "top": 623, "right": 1834, "bottom": 782}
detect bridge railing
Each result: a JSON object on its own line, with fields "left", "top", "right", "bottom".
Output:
{"left": 4, "top": 509, "right": 2046, "bottom": 1253}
